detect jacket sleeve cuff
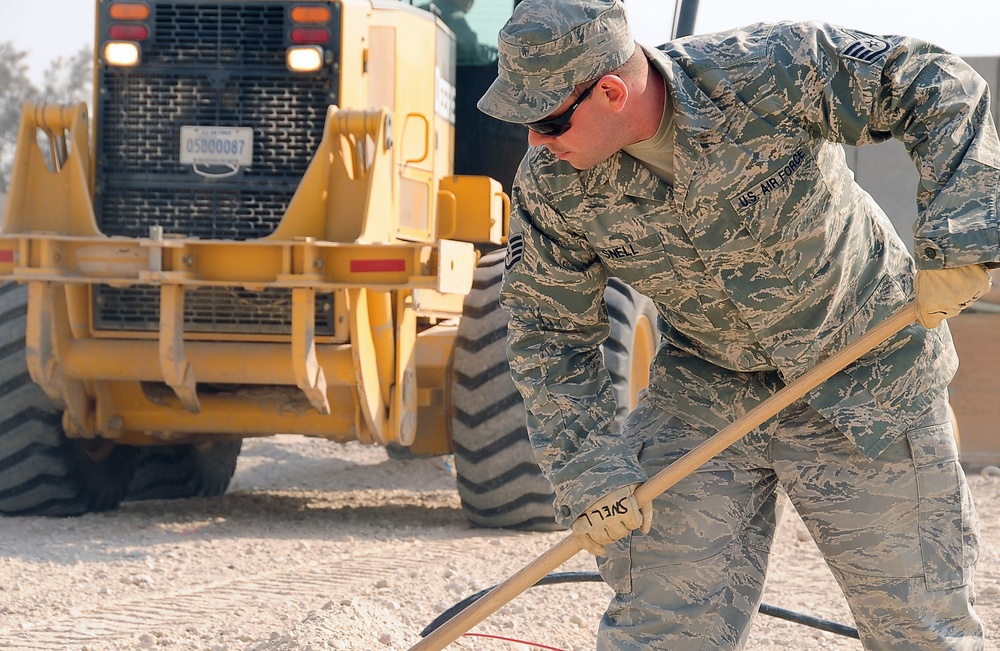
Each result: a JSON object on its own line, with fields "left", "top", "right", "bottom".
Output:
{"left": 913, "top": 234, "right": 1000, "bottom": 270}
{"left": 550, "top": 453, "right": 648, "bottom": 528}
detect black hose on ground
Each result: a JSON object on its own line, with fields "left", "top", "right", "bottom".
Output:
{"left": 420, "top": 571, "right": 860, "bottom": 640}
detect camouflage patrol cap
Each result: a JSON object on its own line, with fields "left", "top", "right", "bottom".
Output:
{"left": 477, "top": 0, "right": 635, "bottom": 124}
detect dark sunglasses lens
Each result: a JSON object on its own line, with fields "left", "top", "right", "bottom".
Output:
{"left": 525, "top": 80, "right": 599, "bottom": 137}
{"left": 527, "top": 120, "right": 570, "bottom": 137}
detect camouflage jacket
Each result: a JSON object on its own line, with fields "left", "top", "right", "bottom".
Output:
{"left": 501, "top": 21, "right": 1000, "bottom": 526}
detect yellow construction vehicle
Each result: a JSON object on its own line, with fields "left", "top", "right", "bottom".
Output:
{"left": 0, "top": 0, "right": 658, "bottom": 528}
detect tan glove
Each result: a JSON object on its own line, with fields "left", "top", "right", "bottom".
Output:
{"left": 915, "top": 264, "right": 992, "bottom": 329}
{"left": 570, "top": 483, "right": 653, "bottom": 556}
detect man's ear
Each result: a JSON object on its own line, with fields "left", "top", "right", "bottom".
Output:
{"left": 597, "top": 75, "right": 630, "bottom": 113}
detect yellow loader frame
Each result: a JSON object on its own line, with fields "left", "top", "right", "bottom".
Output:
{"left": 0, "top": 99, "right": 508, "bottom": 455}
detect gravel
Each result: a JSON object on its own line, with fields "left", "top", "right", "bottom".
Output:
{"left": 1, "top": 434, "right": 997, "bottom": 651}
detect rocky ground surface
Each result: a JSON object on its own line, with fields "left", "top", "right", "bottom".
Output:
{"left": 0, "top": 434, "right": 997, "bottom": 651}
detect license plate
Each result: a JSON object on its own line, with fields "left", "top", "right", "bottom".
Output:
{"left": 179, "top": 126, "right": 253, "bottom": 166}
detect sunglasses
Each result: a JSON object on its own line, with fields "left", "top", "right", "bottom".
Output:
{"left": 525, "top": 80, "right": 600, "bottom": 137}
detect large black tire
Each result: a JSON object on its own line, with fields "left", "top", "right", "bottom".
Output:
{"left": 125, "top": 440, "right": 242, "bottom": 501}
{"left": 0, "top": 282, "right": 138, "bottom": 517}
{"left": 603, "top": 278, "right": 660, "bottom": 431}
{"left": 451, "top": 250, "right": 658, "bottom": 531}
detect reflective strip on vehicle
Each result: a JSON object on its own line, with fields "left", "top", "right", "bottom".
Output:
{"left": 350, "top": 259, "right": 406, "bottom": 273}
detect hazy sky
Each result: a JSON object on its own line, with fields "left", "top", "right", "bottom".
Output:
{"left": 2, "top": 0, "right": 998, "bottom": 85}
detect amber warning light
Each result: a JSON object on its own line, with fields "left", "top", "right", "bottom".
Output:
{"left": 108, "top": 2, "right": 150, "bottom": 20}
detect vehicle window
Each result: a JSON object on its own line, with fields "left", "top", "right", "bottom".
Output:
{"left": 418, "top": 0, "right": 513, "bottom": 66}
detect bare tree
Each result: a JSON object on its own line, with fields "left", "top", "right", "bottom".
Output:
{"left": 0, "top": 42, "right": 39, "bottom": 193}
{"left": 40, "top": 45, "right": 93, "bottom": 107}
{"left": 0, "top": 43, "right": 93, "bottom": 198}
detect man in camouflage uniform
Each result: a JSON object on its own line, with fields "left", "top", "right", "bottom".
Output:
{"left": 478, "top": 0, "right": 992, "bottom": 648}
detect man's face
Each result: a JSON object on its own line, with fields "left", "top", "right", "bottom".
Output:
{"left": 525, "top": 79, "right": 622, "bottom": 170}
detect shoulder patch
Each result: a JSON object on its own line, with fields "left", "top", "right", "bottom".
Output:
{"left": 841, "top": 35, "right": 891, "bottom": 63}
{"left": 505, "top": 234, "right": 524, "bottom": 270}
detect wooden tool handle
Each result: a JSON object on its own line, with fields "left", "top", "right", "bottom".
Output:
{"left": 409, "top": 302, "right": 918, "bottom": 651}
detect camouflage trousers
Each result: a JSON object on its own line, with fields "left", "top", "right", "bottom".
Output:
{"left": 595, "top": 391, "right": 984, "bottom": 650}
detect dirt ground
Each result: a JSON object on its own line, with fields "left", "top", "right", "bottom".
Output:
{"left": 0, "top": 434, "right": 997, "bottom": 651}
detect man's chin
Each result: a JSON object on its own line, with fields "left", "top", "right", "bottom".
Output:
{"left": 557, "top": 153, "right": 594, "bottom": 170}
{"left": 548, "top": 147, "right": 602, "bottom": 170}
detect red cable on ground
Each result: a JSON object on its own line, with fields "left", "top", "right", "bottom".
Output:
{"left": 463, "top": 632, "right": 568, "bottom": 650}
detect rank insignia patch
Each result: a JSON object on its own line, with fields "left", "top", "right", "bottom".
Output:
{"left": 505, "top": 234, "right": 524, "bottom": 270}
{"left": 841, "top": 35, "right": 891, "bottom": 63}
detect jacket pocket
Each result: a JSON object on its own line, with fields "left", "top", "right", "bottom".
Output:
{"left": 732, "top": 142, "right": 841, "bottom": 290}
{"left": 596, "top": 232, "right": 719, "bottom": 333}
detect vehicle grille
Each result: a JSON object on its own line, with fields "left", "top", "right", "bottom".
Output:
{"left": 93, "top": 1, "right": 340, "bottom": 334}
{"left": 98, "top": 73, "right": 329, "bottom": 181}
{"left": 147, "top": 3, "right": 288, "bottom": 68}
{"left": 93, "top": 285, "right": 336, "bottom": 336}
{"left": 99, "top": 183, "right": 294, "bottom": 241}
